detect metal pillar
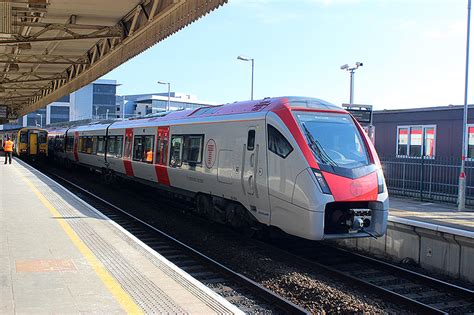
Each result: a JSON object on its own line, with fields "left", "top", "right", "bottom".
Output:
{"left": 458, "top": 0, "right": 471, "bottom": 210}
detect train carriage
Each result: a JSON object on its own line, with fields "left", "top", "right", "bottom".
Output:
{"left": 0, "top": 127, "right": 48, "bottom": 158}
{"left": 49, "top": 97, "right": 388, "bottom": 240}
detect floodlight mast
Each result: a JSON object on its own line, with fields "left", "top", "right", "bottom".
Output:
{"left": 341, "top": 62, "right": 363, "bottom": 105}
{"left": 237, "top": 55, "right": 255, "bottom": 100}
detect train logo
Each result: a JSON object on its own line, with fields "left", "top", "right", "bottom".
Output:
{"left": 205, "top": 139, "right": 216, "bottom": 169}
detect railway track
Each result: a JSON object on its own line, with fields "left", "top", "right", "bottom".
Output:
{"left": 272, "top": 239, "right": 474, "bottom": 315}
{"left": 44, "top": 171, "right": 308, "bottom": 315}
{"left": 32, "top": 161, "right": 474, "bottom": 314}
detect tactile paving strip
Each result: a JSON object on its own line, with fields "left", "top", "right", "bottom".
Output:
{"left": 23, "top": 171, "right": 185, "bottom": 314}
{"left": 22, "top": 166, "right": 236, "bottom": 314}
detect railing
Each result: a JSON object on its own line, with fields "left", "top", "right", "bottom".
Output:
{"left": 380, "top": 156, "right": 474, "bottom": 205}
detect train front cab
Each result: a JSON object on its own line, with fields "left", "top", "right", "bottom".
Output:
{"left": 15, "top": 128, "right": 48, "bottom": 158}
{"left": 267, "top": 98, "right": 388, "bottom": 241}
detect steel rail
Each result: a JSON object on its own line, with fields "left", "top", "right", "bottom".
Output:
{"left": 270, "top": 241, "right": 474, "bottom": 315}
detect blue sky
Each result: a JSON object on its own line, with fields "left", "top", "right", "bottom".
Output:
{"left": 103, "top": 0, "right": 470, "bottom": 110}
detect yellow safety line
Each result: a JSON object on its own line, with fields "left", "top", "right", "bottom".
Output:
{"left": 15, "top": 167, "right": 143, "bottom": 315}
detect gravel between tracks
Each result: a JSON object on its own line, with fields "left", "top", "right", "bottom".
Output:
{"left": 43, "top": 163, "right": 411, "bottom": 314}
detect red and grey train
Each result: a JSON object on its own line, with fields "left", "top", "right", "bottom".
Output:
{"left": 48, "top": 97, "right": 388, "bottom": 240}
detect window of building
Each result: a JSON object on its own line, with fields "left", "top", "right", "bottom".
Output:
{"left": 133, "top": 135, "right": 154, "bottom": 163}
{"left": 55, "top": 95, "right": 70, "bottom": 103}
{"left": 396, "top": 125, "right": 436, "bottom": 158}
{"left": 409, "top": 127, "right": 422, "bottom": 157}
{"left": 467, "top": 125, "right": 474, "bottom": 159}
{"left": 397, "top": 128, "right": 408, "bottom": 155}
{"left": 267, "top": 125, "right": 293, "bottom": 159}
{"left": 50, "top": 106, "right": 70, "bottom": 124}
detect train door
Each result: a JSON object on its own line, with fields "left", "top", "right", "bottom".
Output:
{"left": 242, "top": 126, "right": 270, "bottom": 224}
{"left": 155, "top": 126, "right": 170, "bottom": 186}
{"left": 29, "top": 132, "right": 38, "bottom": 155}
{"left": 123, "top": 128, "right": 134, "bottom": 177}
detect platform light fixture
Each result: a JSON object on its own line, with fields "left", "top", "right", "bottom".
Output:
{"left": 237, "top": 55, "right": 254, "bottom": 100}
{"left": 157, "top": 81, "right": 171, "bottom": 111}
{"left": 340, "top": 62, "right": 363, "bottom": 106}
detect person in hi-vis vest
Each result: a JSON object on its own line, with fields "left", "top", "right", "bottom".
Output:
{"left": 3, "top": 136, "right": 14, "bottom": 165}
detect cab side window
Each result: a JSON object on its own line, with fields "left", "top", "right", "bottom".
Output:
{"left": 268, "top": 124, "right": 293, "bottom": 158}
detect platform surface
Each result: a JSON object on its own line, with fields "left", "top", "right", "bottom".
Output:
{"left": 0, "top": 158, "right": 242, "bottom": 314}
{"left": 389, "top": 196, "right": 474, "bottom": 233}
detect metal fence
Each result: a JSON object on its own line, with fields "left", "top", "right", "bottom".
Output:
{"left": 380, "top": 156, "right": 474, "bottom": 205}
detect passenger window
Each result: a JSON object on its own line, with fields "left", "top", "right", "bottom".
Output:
{"left": 170, "top": 136, "right": 183, "bottom": 167}
{"left": 143, "top": 136, "right": 154, "bottom": 164}
{"left": 91, "top": 137, "right": 98, "bottom": 154}
{"left": 133, "top": 136, "right": 144, "bottom": 161}
{"left": 133, "top": 135, "right": 154, "bottom": 163}
{"left": 183, "top": 135, "right": 203, "bottom": 164}
{"left": 97, "top": 136, "right": 105, "bottom": 154}
{"left": 116, "top": 136, "right": 123, "bottom": 158}
{"left": 247, "top": 130, "right": 255, "bottom": 151}
{"left": 268, "top": 125, "right": 293, "bottom": 158}
{"left": 107, "top": 136, "right": 116, "bottom": 155}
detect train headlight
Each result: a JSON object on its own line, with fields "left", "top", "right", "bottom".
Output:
{"left": 312, "top": 169, "right": 331, "bottom": 195}
{"left": 377, "top": 169, "right": 385, "bottom": 194}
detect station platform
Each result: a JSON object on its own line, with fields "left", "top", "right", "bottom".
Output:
{"left": 0, "top": 158, "right": 242, "bottom": 314}
{"left": 389, "top": 197, "right": 474, "bottom": 237}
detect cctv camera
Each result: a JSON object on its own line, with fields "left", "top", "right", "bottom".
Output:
{"left": 340, "top": 64, "right": 349, "bottom": 70}
{"left": 356, "top": 62, "right": 363, "bottom": 67}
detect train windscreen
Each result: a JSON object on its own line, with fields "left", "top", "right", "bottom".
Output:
{"left": 294, "top": 112, "right": 369, "bottom": 169}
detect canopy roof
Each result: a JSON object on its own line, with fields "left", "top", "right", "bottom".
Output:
{"left": 0, "top": 0, "right": 227, "bottom": 122}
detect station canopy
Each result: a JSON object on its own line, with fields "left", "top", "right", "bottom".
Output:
{"left": 0, "top": 0, "right": 227, "bottom": 122}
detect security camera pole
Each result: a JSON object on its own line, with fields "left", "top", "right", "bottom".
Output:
{"left": 341, "top": 62, "right": 363, "bottom": 106}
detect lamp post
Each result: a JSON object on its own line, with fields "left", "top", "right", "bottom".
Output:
{"left": 458, "top": 0, "right": 472, "bottom": 210}
{"left": 106, "top": 109, "right": 109, "bottom": 120}
{"left": 157, "top": 81, "right": 171, "bottom": 111}
{"left": 36, "top": 113, "right": 42, "bottom": 128}
{"left": 237, "top": 55, "right": 254, "bottom": 100}
{"left": 340, "top": 62, "right": 363, "bottom": 106}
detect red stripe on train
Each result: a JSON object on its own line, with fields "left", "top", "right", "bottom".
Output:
{"left": 155, "top": 165, "right": 170, "bottom": 186}
{"left": 124, "top": 128, "right": 134, "bottom": 177}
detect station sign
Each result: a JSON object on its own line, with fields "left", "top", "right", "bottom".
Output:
{"left": 342, "top": 104, "right": 373, "bottom": 125}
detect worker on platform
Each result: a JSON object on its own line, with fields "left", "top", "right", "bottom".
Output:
{"left": 146, "top": 150, "right": 153, "bottom": 163}
{"left": 3, "top": 136, "right": 14, "bottom": 165}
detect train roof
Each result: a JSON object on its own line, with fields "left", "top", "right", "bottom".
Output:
{"left": 0, "top": 126, "right": 47, "bottom": 133}
{"left": 62, "top": 96, "right": 343, "bottom": 132}
{"left": 105, "top": 96, "right": 342, "bottom": 129}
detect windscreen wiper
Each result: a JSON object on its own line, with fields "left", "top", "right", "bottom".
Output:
{"left": 302, "top": 123, "right": 337, "bottom": 167}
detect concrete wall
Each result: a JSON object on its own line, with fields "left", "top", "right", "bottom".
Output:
{"left": 336, "top": 216, "right": 474, "bottom": 283}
